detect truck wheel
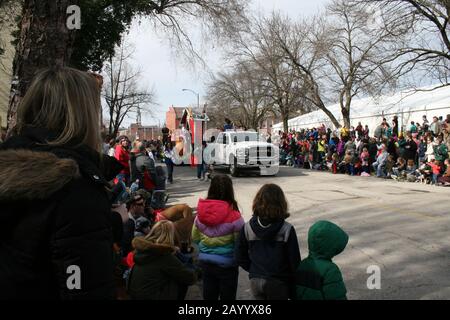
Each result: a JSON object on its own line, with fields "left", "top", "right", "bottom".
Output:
{"left": 230, "top": 156, "right": 239, "bottom": 177}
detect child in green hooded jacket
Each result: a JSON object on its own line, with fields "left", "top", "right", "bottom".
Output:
{"left": 296, "top": 221, "right": 349, "bottom": 300}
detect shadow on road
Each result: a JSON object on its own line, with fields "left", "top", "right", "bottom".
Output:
{"left": 212, "top": 166, "right": 309, "bottom": 179}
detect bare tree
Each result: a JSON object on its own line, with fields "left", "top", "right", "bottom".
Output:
{"left": 207, "top": 60, "right": 273, "bottom": 130}
{"left": 265, "top": 13, "right": 342, "bottom": 129}
{"left": 143, "top": 0, "right": 249, "bottom": 62}
{"left": 230, "top": 13, "right": 315, "bottom": 132}
{"left": 103, "top": 45, "right": 156, "bottom": 138}
{"left": 356, "top": 0, "right": 450, "bottom": 89}
{"left": 323, "top": 0, "right": 407, "bottom": 128}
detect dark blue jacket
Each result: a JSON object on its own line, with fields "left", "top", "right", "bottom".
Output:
{"left": 418, "top": 142, "right": 427, "bottom": 158}
{"left": 236, "top": 216, "right": 301, "bottom": 282}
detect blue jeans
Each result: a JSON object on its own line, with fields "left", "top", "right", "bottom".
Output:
{"left": 197, "top": 163, "right": 206, "bottom": 179}
{"left": 373, "top": 162, "right": 385, "bottom": 177}
{"left": 165, "top": 160, "right": 174, "bottom": 183}
{"left": 432, "top": 174, "right": 439, "bottom": 184}
{"left": 347, "top": 164, "right": 355, "bottom": 176}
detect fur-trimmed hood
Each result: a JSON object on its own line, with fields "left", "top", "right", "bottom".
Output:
{"left": 132, "top": 237, "right": 176, "bottom": 256}
{"left": 0, "top": 149, "right": 80, "bottom": 202}
{"left": 0, "top": 127, "right": 123, "bottom": 203}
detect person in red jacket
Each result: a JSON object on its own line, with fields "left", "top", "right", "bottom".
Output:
{"left": 115, "top": 136, "right": 131, "bottom": 185}
{"left": 427, "top": 159, "right": 442, "bottom": 185}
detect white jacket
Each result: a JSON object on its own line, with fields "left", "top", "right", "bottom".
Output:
{"left": 425, "top": 142, "right": 436, "bottom": 161}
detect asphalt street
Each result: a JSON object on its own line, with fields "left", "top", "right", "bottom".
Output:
{"left": 166, "top": 165, "right": 450, "bottom": 300}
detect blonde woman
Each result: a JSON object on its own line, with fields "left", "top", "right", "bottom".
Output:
{"left": 0, "top": 67, "right": 123, "bottom": 299}
{"left": 127, "top": 221, "right": 197, "bottom": 300}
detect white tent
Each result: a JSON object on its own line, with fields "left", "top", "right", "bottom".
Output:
{"left": 273, "top": 85, "right": 450, "bottom": 134}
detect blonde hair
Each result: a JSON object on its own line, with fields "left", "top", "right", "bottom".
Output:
{"left": 145, "top": 220, "right": 175, "bottom": 246}
{"left": 16, "top": 67, "right": 102, "bottom": 151}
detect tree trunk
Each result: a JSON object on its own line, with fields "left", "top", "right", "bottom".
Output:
{"left": 108, "top": 119, "right": 114, "bottom": 137}
{"left": 283, "top": 116, "right": 289, "bottom": 133}
{"left": 7, "top": 0, "right": 79, "bottom": 132}
{"left": 342, "top": 89, "right": 352, "bottom": 129}
{"left": 342, "top": 107, "right": 350, "bottom": 129}
{"left": 108, "top": 104, "right": 115, "bottom": 136}
{"left": 113, "top": 127, "right": 119, "bottom": 139}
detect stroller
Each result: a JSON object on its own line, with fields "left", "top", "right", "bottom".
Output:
{"left": 150, "top": 166, "right": 170, "bottom": 210}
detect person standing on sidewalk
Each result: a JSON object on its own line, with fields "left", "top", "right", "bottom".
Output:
{"left": 295, "top": 221, "right": 349, "bottom": 300}
{"left": 192, "top": 175, "right": 245, "bottom": 300}
{"left": 236, "top": 184, "right": 301, "bottom": 300}
{"left": 115, "top": 136, "right": 131, "bottom": 186}
{"left": 164, "top": 143, "right": 175, "bottom": 184}
{"left": 196, "top": 141, "right": 207, "bottom": 181}
{"left": 430, "top": 116, "right": 441, "bottom": 137}
{"left": 0, "top": 67, "right": 122, "bottom": 299}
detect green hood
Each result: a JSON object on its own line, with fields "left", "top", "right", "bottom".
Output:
{"left": 308, "top": 221, "right": 349, "bottom": 260}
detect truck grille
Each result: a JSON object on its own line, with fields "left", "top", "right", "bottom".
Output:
{"left": 249, "top": 147, "right": 273, "bottom": 158}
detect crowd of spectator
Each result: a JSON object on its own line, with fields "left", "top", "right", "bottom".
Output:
{"left": 278, "top": 115, "right": 450, "bottom": 186}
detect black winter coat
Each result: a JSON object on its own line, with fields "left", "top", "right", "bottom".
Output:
{"left": 0, "top": 127, "right": 122, "bottom": 300}
{"left": 403, "top": 139, "right": 418, "bottom": 161}
{"left": 368, "top": 143, "right": 379, "bottom": 163}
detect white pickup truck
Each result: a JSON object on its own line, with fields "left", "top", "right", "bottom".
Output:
{"left": 207, "top": 131, "right": 279, "bottom": 177}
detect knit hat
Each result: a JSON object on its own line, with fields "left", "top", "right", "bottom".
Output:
{"left": 135, "top": 217, "right": 151, "bottom": 233}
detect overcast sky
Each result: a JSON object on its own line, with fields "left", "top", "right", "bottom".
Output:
{"left": 122, "top": 0, "right": 331, "bottom": 127}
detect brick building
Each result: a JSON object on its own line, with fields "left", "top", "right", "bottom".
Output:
{"left": 119, "top": 123, "right": 163, "bottom": 141}
{"left": 166, "top": 106, "right": 185, "bottom": 132}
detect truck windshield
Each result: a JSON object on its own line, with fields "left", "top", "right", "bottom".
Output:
{"left": 229, "top": 132, "right": 263, "bottom": 143}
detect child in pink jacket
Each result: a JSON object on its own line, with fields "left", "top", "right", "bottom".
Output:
{"left": 192, "top": 174, "right": 244, "bottom": 300}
